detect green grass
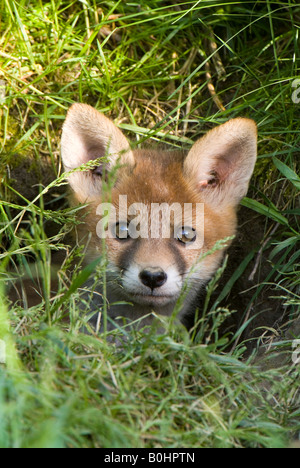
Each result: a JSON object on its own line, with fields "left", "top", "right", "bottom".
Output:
{"left": 0, "top": 0, "right": 299, "bottom": 448}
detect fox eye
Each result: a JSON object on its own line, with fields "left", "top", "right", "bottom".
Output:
{"left": 114, "top": 222, "right": 130, "bottom": 240}
{"left": 176, "top": 226, "right": 196, "bottom": 244}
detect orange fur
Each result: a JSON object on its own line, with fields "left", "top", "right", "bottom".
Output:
{"left": 61, "top": 104, "right": 257, "bottom": 332}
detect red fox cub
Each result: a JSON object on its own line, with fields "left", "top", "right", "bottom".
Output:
{"left": 61, "top": 104, "right": 257, "bottom": 332}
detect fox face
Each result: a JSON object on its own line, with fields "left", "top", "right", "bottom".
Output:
{"left": 61, "top": 104, "right": 257, "bottom": 328}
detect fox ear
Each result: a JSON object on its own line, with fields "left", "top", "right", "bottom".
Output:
{"left": 61, "top": 103, "right": 134, "bottom": 202}
{"left": 184, "top": 118, "right": 257, "bottom": 208}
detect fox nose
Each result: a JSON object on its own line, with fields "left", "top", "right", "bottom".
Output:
{"left": 139, "top": 268, "right": 167, "bottom": 290}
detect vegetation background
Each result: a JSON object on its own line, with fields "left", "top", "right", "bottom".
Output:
{"left": 0, "top": 0, "right": 299, "bottom": 448}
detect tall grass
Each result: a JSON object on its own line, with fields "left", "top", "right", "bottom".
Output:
{"left": 0, "top": 0, "right": 299, "bottom": 448}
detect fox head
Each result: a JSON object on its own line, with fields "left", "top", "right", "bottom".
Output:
{"left": 61, "top": 104, "right": 257, "bottom": 316}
